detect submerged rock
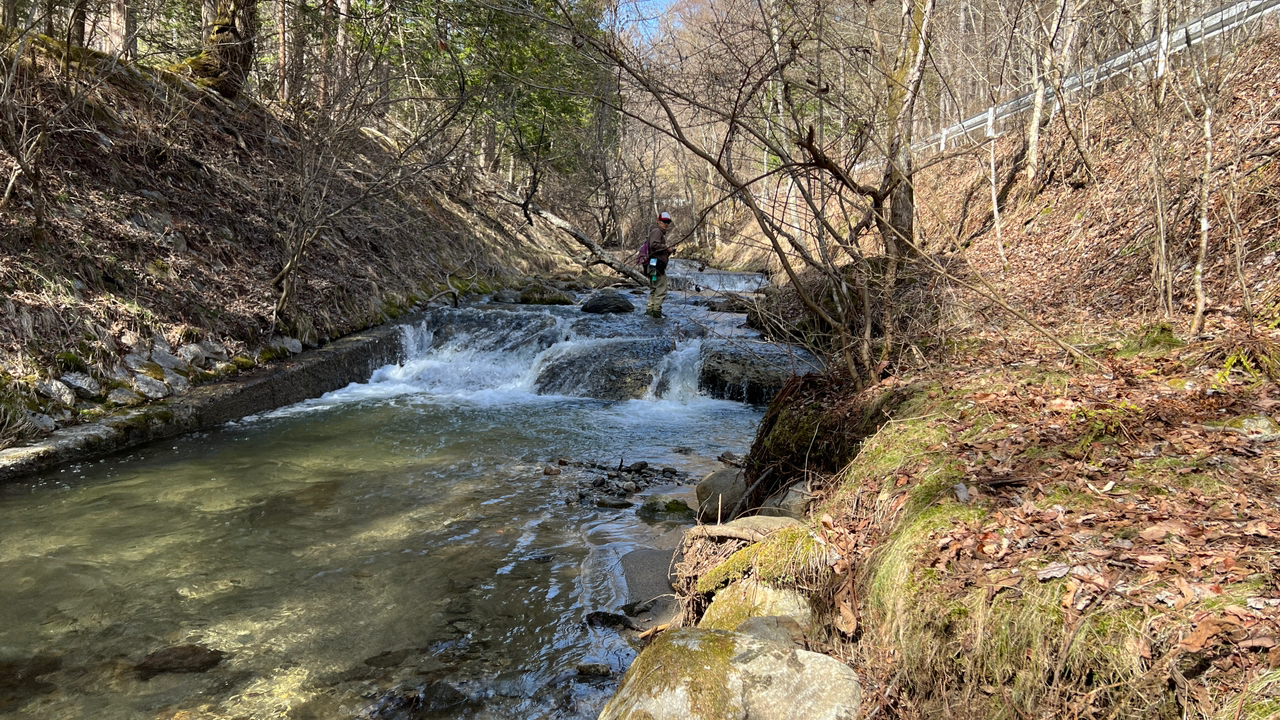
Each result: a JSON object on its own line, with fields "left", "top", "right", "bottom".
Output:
{"left": 0, "top": 652, "right": 61, "bottom": 707}
{"left": 366, "top": 681, "right": 472, "bottom": 719}
{"left": 599, "top": 628, "right": 861, "bottom": 720}
{"left": 135, "top": 644, "right": 225, "bottom": 680}
{"left": 637, "top": 494, "right": 696, "bottom": 521}
{"left": 586, "top": 611, "right": 643, "bottom": 632}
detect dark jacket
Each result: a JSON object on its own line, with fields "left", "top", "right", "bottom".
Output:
{"left": 646, "top": 222, "right": 671, "bottom": 275}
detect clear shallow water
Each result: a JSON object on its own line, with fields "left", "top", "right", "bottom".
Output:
{"left": 0, "top": 301, "right": 765, "bottom": 719}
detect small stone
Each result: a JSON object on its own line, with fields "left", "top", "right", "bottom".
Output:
{"left": 36, "top": 379, "right": 77, "bottom": 407}
{"left": 597, "top": 497, "right": 633, "bottom": 509}
{"left": 718, "top": 451, "right": 742, "bottom": 466}
{"left": 107, "top": 388, "right": 145, "bottom": 407}
{"left": 662, "top": 467, "right": 678, "bottom": 475}
{"left": 177, "top": 344, "right": 206, "bottom": 368}
{"left": 150, "top": 348, "right": 187, "bottom": 371}
{"left": 59, "top": 372, "right": 102, "bottom": 399}
{"left": 363, "top": 649, "right": 412, "bottom": 667}
{"left": 270, "top": 336, "right": 304, "bottom": 355}
{"left": 26, "top": 413, "right": 56, "bottom": 433}
{"left": 198, "top": 340, "right": 229, "bottom": 360}
{"left": 151, "top": 334, "right": 173, "bottom": 353}
{"left": 628, "top": 461, "right": 649, "bottom": 472}
{"left": 132, "top": 374, "right": 170, "bottom": 400}
{"left": 576, "top": 663, "right": 613, "bottom": 677}
{"left": 621, "top": 481, "right": 639, "bottom": 494}
{"left": 544, "top": 466, "right": 562, "bottom": 476}
{"left": 163, "top": 368, "right": 190, "bottom": 393}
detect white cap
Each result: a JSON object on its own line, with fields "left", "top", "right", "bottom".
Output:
{"left": 659, "top": 212, "right": 671, "bottom": 221}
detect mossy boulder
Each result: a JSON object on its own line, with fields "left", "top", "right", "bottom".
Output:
{"left": 700, "top": 578, "right": 813, "bottom": 633}
{"left": 599, "top": 627, "right": 861, "bottom": 720}
{"left": 518, "top": 284, "right": 573, "bottom": 305}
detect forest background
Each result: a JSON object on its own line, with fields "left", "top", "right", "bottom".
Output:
{"left": 2, "top": 0, "right": 1280, "bottom": 713}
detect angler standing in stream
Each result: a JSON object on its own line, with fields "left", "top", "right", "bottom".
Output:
{"left": 643, "top": 212, "right": 674, "bottom": 318}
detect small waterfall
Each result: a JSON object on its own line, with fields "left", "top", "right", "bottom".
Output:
{"left": 666, "top": 259, "right": 767, "bottom": 294}
{"left": 355, "top": 307, "right": 706, "bottom": 405}
{"left": 644, "top": 340, "right": 703, "bottom": 402}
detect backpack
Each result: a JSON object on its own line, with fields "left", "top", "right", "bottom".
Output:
{"left": 636, "top": 240, "right": 650, "bottom": 267}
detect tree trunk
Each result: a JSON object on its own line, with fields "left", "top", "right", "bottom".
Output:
{"left": 276, "top": 0, "right": 289, "bottom": 101}
{"left": 188, "top": 0, "right": 258, "bottom": 97}
{"left": 108, "top": 0, "right": 136, "bottom": 59}
{"left": 336, "top": 0, "right": 351, "bottom": 96}
{"left": 202, "top": 0, "right": 217, "bottom": 43}
{"left": 1190, "top": 107, "right": 1212, "bottom": 334}
{"left": 1026, "top": 50, "right": 1046, "bottom": 182}
{"left": 318, "top": 0, "right": 333, "bottom": 107}
{"left": 69, "top": 0, "right": 86, "bottom": 46}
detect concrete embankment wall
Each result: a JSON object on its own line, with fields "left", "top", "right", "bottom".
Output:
{"left": 0, "top": 317, "right": 415, "bottom": 484}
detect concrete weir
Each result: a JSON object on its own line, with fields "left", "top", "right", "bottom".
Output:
{"left": 0, "top": 301, "right": 820, "bottom": 483}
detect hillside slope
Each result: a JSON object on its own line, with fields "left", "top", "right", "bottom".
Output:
{"left": 0, "top": 39, "right": 604, "bottom": 447}
{"left": 655, "top": 27, "right": 1280, "bottom": 720}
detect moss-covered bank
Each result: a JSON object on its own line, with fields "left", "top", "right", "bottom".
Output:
{"left": 680, "top": 331, "right": 1280, "bottom": 719}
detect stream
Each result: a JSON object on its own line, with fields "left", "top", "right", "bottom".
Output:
{"left": 0, "top": 278, "right": 776, "bottom": 719}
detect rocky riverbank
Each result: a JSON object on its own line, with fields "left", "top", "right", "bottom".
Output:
{"left": 602, "top": 332, "right": 1280, "bottom": 720}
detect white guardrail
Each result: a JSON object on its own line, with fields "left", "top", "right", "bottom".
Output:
{"left": 924, "top": 0, "right": 1280, "bottom": 151}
